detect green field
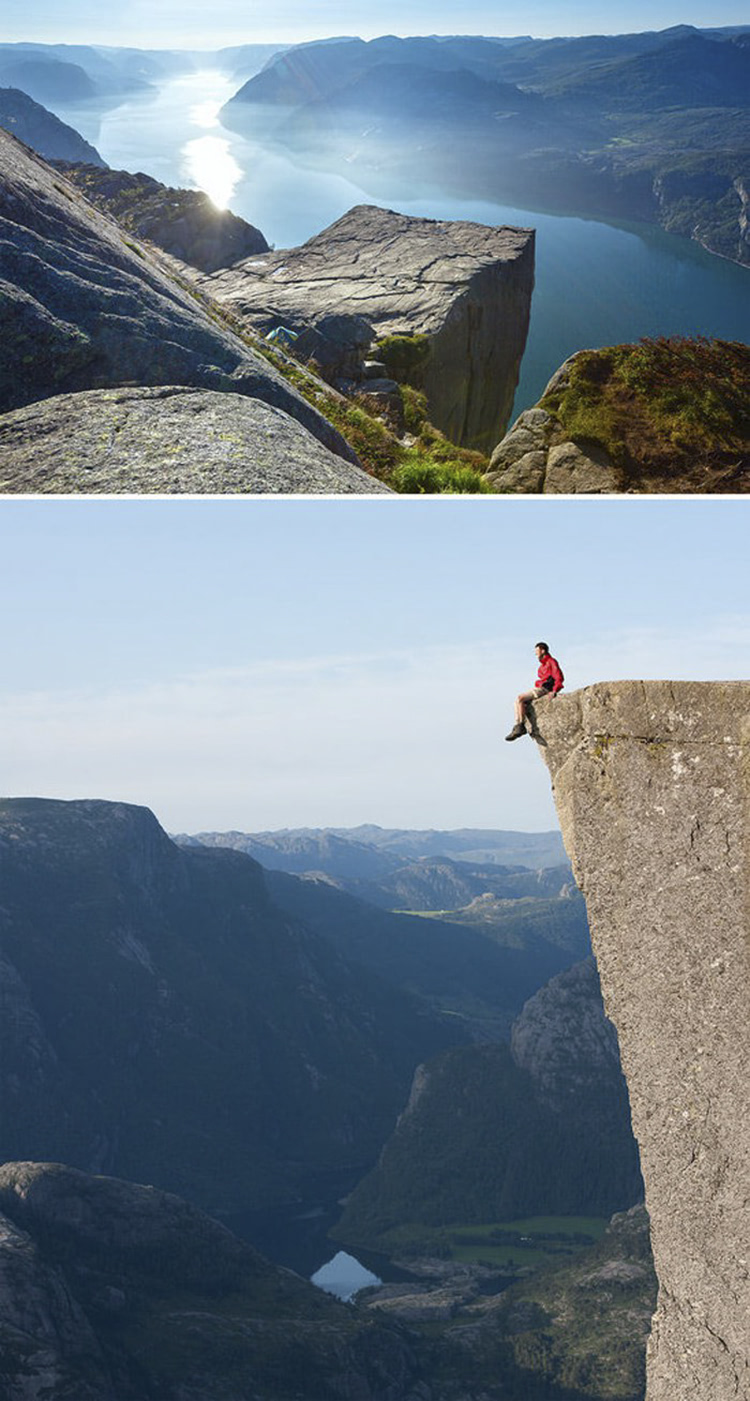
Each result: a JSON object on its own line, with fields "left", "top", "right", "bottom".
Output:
{"left": 371, "top": 1216, "right": 609, "bottom": 1270}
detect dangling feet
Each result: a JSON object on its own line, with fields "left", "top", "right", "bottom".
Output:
{"left": 505, "top": 722, "right": 526, "bottom": 741}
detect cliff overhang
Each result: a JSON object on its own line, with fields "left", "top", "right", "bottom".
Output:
{"left": 194, "top": 205, "right": 535, "bottom": 453}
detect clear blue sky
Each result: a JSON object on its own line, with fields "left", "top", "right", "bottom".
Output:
{"left": 4, "top": 1, "right": 748, "bottom": 47}
{"left": 2, "top": 498, "right": 748, "bottom": 834}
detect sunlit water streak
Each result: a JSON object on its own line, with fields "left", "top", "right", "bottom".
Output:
{"left": 182, "top": 134, "right": 242, "bottom": 208}
{"left": 58, "top": 70, "right": 750, "bottom": 413}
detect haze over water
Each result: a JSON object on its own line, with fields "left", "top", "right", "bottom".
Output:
{"left": 64, "top": 69, "right": 750, "bottom": 414}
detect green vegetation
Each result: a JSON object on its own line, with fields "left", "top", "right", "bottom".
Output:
{"left": 377, "top": 331, "right": 431, "bottom": 386}
{"left": 362, "top": 1216, "right": 608, "bottom": 1269}
{"left": 162, "top": 272, "right": 493, "bottom": 492}
{"left": 333, "top": 1040, "right": 640, "bottom": 1256}
{"left": 400, "top": 383, "right": 429, "bottom": 433}
{"left": 254, "top": 335, "right": 492, "bottom": 492}
{"left": 389, "top": 455, "right": 493, "bottom": 494}
{"left": 542, "top": 336, "right": 750, "bottom": 489}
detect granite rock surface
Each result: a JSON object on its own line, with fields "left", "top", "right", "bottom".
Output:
{"left": 0, "top": 385, "right": 391, "bottom": 493}
{"left": 197, "top": 204, "right": 535, "bottom": 451}
{"left": 532, "top": 680, "right": 750, "bottom": 1401}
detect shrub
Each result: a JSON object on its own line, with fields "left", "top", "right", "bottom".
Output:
{"left": 542, "top": 336, "right": 750, "bottom": 485}
{"left": 378, "top": 333, "right": 431, "bottom": 386}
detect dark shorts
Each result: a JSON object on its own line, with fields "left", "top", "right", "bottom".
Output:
{"left": 535, "top": 679, "right": 554, "bottom": 695}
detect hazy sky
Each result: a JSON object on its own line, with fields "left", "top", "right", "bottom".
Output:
{"left": 4, "top": 1, "right": 749, "bottom": 48}
{"left": 2, "top": 498, "right": 748, "bottom": 836}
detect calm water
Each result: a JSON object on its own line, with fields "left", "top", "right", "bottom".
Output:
{"left": 311, "top": 1250, "right": 381, "bottom": 1301}
{"left": 60, "top": 70, "right": 750, "bottom": 414}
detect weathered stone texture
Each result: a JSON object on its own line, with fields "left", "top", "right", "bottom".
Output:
{"left": 532, "top": 681, "right": 750, "bottom": 1401}
{"left": 198, "top": 204, "right": 535, "bottom": 451}
{"left": 0, "top": 386, "right": 392, "bottom": 494}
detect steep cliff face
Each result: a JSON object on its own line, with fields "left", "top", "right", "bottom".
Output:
{"left": 0, "top": 87, "right": 106, "bottom": 164}
{"left": 197, "top": 205, "right": 535, "bottom": 452}
{"left": 0, "top": 797, "right": 454, "bottom": 1213}
{"left": 532, "top": 680, "right": 750, "bottom": 1401}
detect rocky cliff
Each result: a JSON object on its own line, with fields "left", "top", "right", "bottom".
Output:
{"left": 56, "top": 162, "right": 270, "bottom": 273}
{"left": 0, "top": 87, "right": 106, "bottom": 164}
{"left": 532, "top": 680, "right": 750, "bottom": 1400}
{"left": 195, "top": 205, "right": 535, "bottom": 452}
{"left": 333, "top": 958, "right": 641, "bottom": 1254}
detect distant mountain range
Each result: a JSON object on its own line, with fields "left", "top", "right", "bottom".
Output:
{"left": 222, "top": 27, "right": 750, "bottom": 265}
{"left": 178, "top": 825, "right": 583, "bottom": 1039}
{"left": 179, "top": 823, "right": 568, "bottom": 874}
{"left": 0, "top": 40, "right": 283, "bottom": 106}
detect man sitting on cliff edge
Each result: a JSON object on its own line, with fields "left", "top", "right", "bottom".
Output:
{"left": 506, "top": 642, "right": 564, "bottom": 741}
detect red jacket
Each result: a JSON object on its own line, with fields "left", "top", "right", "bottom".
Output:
{"left": 537, "top": 654, "right": 564, "bottom": 693}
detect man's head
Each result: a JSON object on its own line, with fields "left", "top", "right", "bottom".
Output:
{"left": 535, "top": 642, "right": 549, "bottom": 658}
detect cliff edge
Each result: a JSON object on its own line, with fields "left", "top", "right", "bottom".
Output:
{"left": 531, "top": 680, "right": 749, "bottom": 1400}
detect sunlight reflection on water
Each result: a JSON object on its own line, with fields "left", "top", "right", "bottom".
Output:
{"left": 189, "top": 98, "right": 221, "bottom": 129}
{"left": 182, "top": 134, "right": 241, "bottom": 209}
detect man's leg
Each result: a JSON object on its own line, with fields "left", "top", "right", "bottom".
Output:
{"left": 515, "top": 690, "right": 538, "bottom": 723}
{"left": 507, "top": 690, "right": 538, "bottom": 740}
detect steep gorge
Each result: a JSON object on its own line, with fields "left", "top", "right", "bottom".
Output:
{"left": 532, "top": 680, "right": 750, "bottom": 1400}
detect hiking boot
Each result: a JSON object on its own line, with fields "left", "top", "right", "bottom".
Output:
{"left": 505, "top": 723, "right": 526, "bottom": 741}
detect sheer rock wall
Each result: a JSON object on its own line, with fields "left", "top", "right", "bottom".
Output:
{"left": 532, "top": 680, "right": 750, "bottom": 1401}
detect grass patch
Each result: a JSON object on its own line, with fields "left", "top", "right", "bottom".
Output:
{"left": 542, "top": 336, "right": 750, "bottom": 488}
{"left": 389, "top": 455, "right": 493, "bottom": 494}
{"left": 377, "top": 332, "right": 431, "bottom": 386}
{"left": 355, "top": 1216, "right": 608, "bottom": 1269}
{"left": 254, "top": 338, "right": 491, "bottom": 491}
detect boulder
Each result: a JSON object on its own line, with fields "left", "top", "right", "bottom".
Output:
{"left": 197, "top": 204, "right": 535, "bottom": 451}
{"left": 488, "top": 341, "right": 750, "bottom": 493}
{"left": 532, "top": 681, "right": 750, "bottom": 1400}
{"left": 0, "top": 386, "right": 392, "bottom": 494}
{"left": 486, "top": 361, "right": 620, "bottom": 493}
